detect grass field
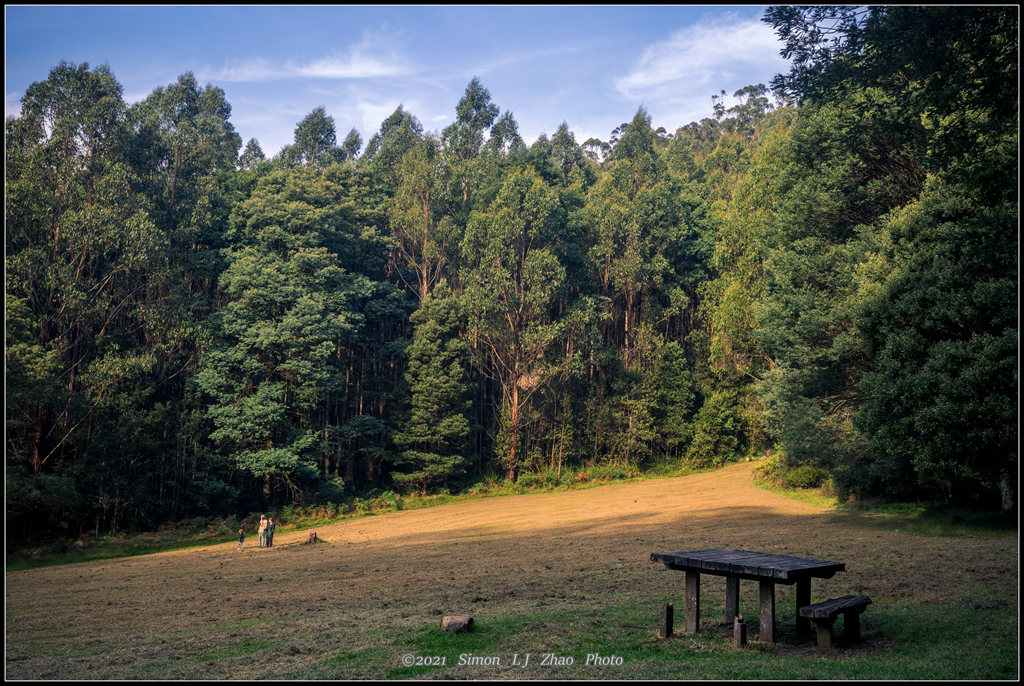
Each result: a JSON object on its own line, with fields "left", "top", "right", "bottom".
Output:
{"left": 5, "top": 461, "right": 1018, "bottom": 680}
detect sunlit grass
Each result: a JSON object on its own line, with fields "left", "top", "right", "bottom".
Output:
{"left": 6, "top": 461, "right": 706, "bottom": 570}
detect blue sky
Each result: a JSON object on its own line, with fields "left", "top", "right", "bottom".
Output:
{"left": 5, "top": 5, "right": 791, "bottom": 157}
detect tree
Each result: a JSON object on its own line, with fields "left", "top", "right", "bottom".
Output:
{"left": 584, "top": 107, "right": 703, "bottom": 363}
{"left": 387, "top": 135, "right": 456, "bottom": 305}
{"left": 461, "top": 168, "right": 567, "bottom": 481}
{"left": 685, "top": 390, "right": 742, "bottom": 467}
{"left": 362, "top": 105, "right": 424, "bottom": 186}
{"left": 855, "top": 177, "right": 1017, "bottom": 506}
{"left": 443, "top": 77, "right": 500, "bottom": 204}
{"left": 758, "top": 5, "right": 1018, "bottom": 508}
{"left": 391, "top": 282, "right": 471, "bottom": 493}
{"left": 195, "top": 167, "right": 369, "bottom": 502}
{"left": 293, "top": 106, "right": 337, "bottom": 168}
{"left": 5, "top": 62, "right": 196, "bottom": 535}
{"left": 128, "top": 72, "right": 241, "bottom": 232}
{"left": 239, "top": 138, "right": 265, "bottom": 170}
{"left": 443, "top": 77, "right": 500, "bottom": 164}
{"left": 484, "top": 110, "right": 525, "bottom": 158}
{"left": 340, "top": 128, "right": 363, "bottom": 161}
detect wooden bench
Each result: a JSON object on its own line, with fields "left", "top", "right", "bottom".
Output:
{"left": 799, "top": 595, "right": 871, "bottom": 650}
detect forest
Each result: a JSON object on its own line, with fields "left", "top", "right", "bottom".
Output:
{"left": 5, "top": 6, "right": 1017, "bottom": 545}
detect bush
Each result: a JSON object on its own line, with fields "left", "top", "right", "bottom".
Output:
{"left": 755, "top": 453, "right": 830, "bottom": 490}
{"left": 781, "top": 464, "right": 829, "bottom": 489}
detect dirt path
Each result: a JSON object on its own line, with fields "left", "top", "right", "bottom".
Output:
{"left": 5, "top": 462, "right": 1017, "bottom": 679}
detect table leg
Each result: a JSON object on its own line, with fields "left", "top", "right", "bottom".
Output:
{"left": 725, "top": 576, "right": 739, "bottom": 623}
{"left": 758, "top": 580, "right": 775, "bottom": 642}
{"left": 796, "top": 578, "right": 811, "bottom": 633}
{"left": 685, "top": 571, "right": 700, "bottom": 633}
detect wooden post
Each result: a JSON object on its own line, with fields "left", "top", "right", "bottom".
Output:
{"left": 733, "top": 614, "right": 747, "bottom": 648}
{"left": 796, "top": 578, "right": 811, "bottom": 633}
{"left": 725, "top": 577, "right": 739, "bottom": 623}
{"left": 685, "top": 571, "right": 700, "bottom": 633}
{"left": 659, "top": 603, "right": 674, "bottom": 638}
{"left": 758, "top": 580, "right": 775, "bottom": 642}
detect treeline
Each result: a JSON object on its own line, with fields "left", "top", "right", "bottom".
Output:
{"left": 6, "top": 6, "right": 1017, "bottom": 544}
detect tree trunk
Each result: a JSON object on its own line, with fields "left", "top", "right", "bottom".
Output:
{"left": 507, "top": 385, "right": 519, "bottom": 482}
{"left": 1000, "top": 468, "right": 1016, "bottom": 513}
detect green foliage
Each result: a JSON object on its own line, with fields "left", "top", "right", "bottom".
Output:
{"left": 855, "top": 177, "right": 1017, "bottom": 504}
{"left": 685, "top": 390, "right": 743, "bottom": 468}
{"left": 293, "top": 106, "right": 337, "bottom": 168}
{"left": 391, "top": 283, "right": 472, "bottom": 493}
{"left": 6, "top": 9, "right": 1016, "bottom": 547}
{"left": 194, "top": 164, "right": 386, "bottom": 500}
{"left": 461, "top": 167, "right": 569, "bottom": 480}
{"left": 442, "top": 76, "right": 500, "bottom": 164}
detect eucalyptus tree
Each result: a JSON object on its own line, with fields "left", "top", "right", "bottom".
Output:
{"left": 387, "top": 135, "right": 457, "bottom": 306}
{"left": 293, "top": 106, "right": 337, "bottom": 168}
{"left": 443, "top": 77, "right": 500, "bottom": 205}
{"left": 239, "top": 138, "right": 266, "bottom": 170}
{"left": 339, "top": 128, "right": 363, "bottom": 162}
{"left": 461, "top": 168, "right": 568, "bottom": 481}
{"left": 362, "top": 105, "right": 424, "bottom": 187}
{"left": 584, "top": 107, "right": 703, "bottom": 363}
{"left": 5, "top": 61, "right": 187, "bottom": 535}
{"left": 484, "top": 110, "right": 525, "bottom": 158}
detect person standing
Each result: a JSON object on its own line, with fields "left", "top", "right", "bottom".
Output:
{"left": 257, "top": 514, "right": 267, "bottom": 548}
{"left": 266, "top": 517, "right": 275, "bottom": 547}
{"left": 238, "top": 528, "right": 245, "bottom": 550}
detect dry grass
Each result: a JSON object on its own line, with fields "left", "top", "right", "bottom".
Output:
{"left": 5, "top": 462, "right": 1017, "bottom": 679}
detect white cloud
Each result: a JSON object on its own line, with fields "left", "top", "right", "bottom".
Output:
{"left": 6, "top": 91, "right": 24, "bottom": 118}
{"left": 614, "top": 14, "right": 789, "bottom": 101}
{"left": 206, "top": 33, "right": 411, "bottom": 83}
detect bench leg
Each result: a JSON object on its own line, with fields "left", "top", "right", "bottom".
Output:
{"left": 795, "top": 578, "right": 811, "bottom": 633}
{"left": 685, "top": 571, "right": 700, "bottom": 633}
{"left": 844, "top": 610, "right": 861, "bottom": 642}
{"left": 725, "top": 577, "right": 739, "bottom": 623}
{"left": 814, "top": 618, "right": 836, "bottom": 650}
{"left": 759, "top": 580, "right": 775, "bottom": 642}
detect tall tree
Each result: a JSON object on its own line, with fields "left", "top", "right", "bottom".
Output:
{"left": 443, "top": 77, "right": 500, "bottom": 204}
{"left": 387, "top": 135, "right": 456, "bottom": 305}
{"left": 362, "top": 105, "right": 424, "bottom": 186}
{"left": 6, "top": 62, "right": 190, "bottom": 535}
{"left": 461, "top": 168, "right": 567, "bottom": 481}
{"left": 761, "top": 5, "right": 1018, "bottom": 507}
{"left": 194, "top": 167, "right": 374, "bottom": 502}
{"left": 293, "top": 106, "right": 337, "bottom": 168}
{"left": 391, "top": 282, "right": 471, "bottom": 493}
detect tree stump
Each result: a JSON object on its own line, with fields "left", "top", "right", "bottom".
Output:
{"left": 306, "top": 531, "right": 319, "bottom": 544}
{"left": 441, "top": 615, "right": 474, "bottom": 633}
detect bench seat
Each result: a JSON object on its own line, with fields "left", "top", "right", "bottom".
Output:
{"left": 799, "top": 594, "right": 871, "bottom": 650}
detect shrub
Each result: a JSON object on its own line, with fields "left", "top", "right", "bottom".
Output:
{"left": 782, "top": 464, "right": 829, "bottom": 489}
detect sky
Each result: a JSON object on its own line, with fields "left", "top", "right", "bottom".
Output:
{"left": 5, "top": 5, "right": 792, "bottom": 157}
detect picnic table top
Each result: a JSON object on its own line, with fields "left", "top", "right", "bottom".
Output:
{"left": 651, "top": 548, "right": 845, "bottom": 582}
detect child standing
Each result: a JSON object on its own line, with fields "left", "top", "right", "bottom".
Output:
{"left": 238, "top": 528, "right": 245, "bottom": 550}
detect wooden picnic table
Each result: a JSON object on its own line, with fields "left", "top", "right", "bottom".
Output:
{"left": 651, "top": 548, "right": 845, "bottom": 642}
